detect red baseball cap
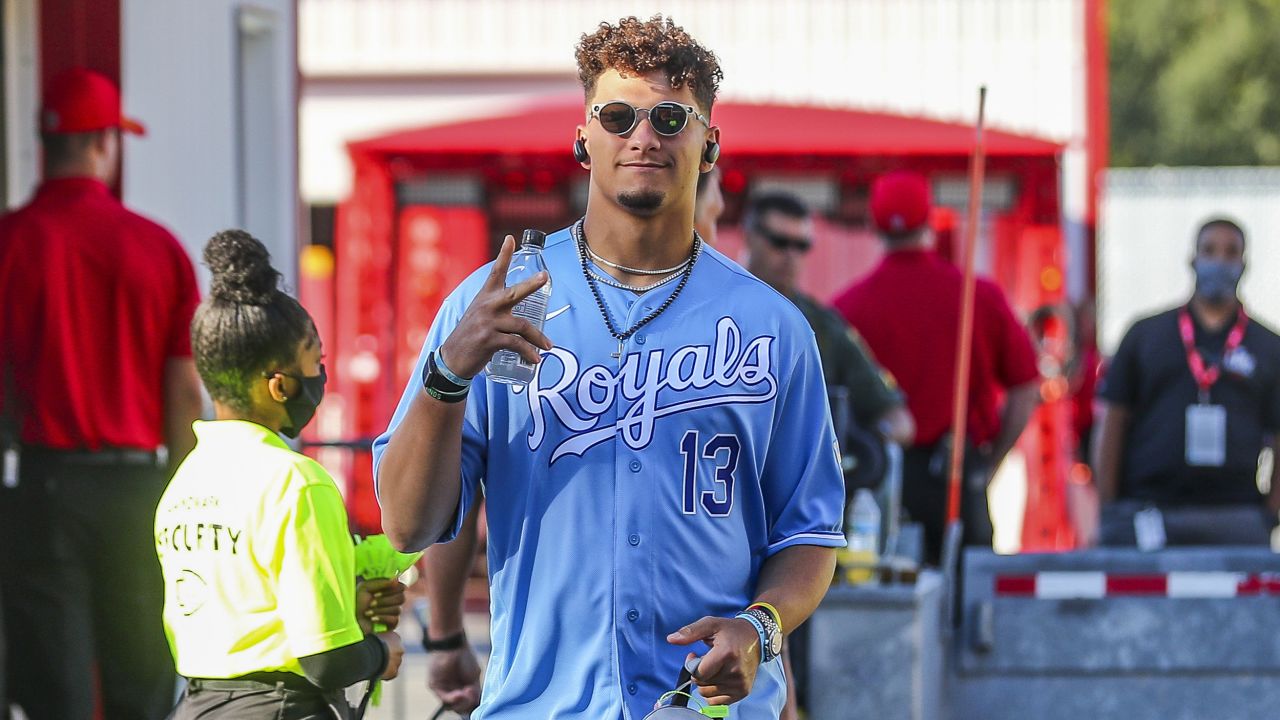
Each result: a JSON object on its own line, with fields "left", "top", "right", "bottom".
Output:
{"left": 41, "top": 68, "right": 146, "bottom": 136}
{"left": 870, "top": 170, "right": 931, "bottom": 234}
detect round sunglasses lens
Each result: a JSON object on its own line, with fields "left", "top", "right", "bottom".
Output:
{"left": 649, "top": 103, "right": 688, "bottom": 135}
{"left": 598, "top": 103, "right": 637, "bottom": 134}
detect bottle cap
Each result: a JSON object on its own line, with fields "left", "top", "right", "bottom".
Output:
{"left": 521, "top": 229, "right": 547, "bottom": 248}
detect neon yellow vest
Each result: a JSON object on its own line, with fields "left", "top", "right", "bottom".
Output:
{"left": 155, "top": 420, "right": 362, "bottom": 679}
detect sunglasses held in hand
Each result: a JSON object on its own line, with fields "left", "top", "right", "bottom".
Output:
{"left": 590, "top": 100, "right": 710, "bottom": 137}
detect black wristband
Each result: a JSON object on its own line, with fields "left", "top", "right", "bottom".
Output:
{"left": 422, "top": 630, "right": 467, "bottom": 653}
{"left": 422, "top": 351, "right": 470, "bottom": 404}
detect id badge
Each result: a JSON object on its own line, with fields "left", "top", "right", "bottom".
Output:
{"left": 2, "top": 447, "right": 17, "bottom": 488}
{"left": 1185, "top": 403, "right": 1226, "bottom": 467}
{"left": 1134, "top": 507, "right": 1166, "bottom": 552}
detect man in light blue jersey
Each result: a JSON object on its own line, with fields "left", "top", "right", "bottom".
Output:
{"left": 375, "top": 16, "right": 845, "bottom": 719}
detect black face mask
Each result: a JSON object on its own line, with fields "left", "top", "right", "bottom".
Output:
{"left": 276, "top": 364, "right": 327, "bottom": 439}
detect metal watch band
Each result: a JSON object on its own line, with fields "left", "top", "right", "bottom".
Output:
{"left": 741, "top": 606, "right": 781, "bottom": 662}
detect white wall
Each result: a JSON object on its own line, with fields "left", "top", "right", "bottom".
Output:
{"left": 299, "top": 0, "right": 1089, "bottom": 212}
{"left": 1098, "top": 167, "right": 1280, "bottom": 354}
{"left": 2, "top": 0, "right": 39, "bottom": 209}
{"left": 122, "top": 0, "right": 298, "bottom": 290}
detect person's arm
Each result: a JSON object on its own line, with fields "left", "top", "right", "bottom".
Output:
{"left": 666, "top": 545, "right": 836, "bottom": 706}
{"left": 987, "top": 380, "right": 1040, "bottom": 471}
{"left": 424, "top": 503, "right": 484, "bottom": 713}
{"left": 163, "top": 357, "right": 203, "bottom": 471}
{"left": 667, "top": 327, "right": 843, "bottom": 707}
{"left": 297, "top": 632, "right": 401, "bottom": 689}
{"left": 378, "top": 237, "right": 550, "bottom": 551}
{"left": 1091, "top": 402, "right": 1130, "bottom": 504}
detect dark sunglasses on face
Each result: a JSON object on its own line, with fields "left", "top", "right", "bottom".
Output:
{"left": 589, "top": 100, "right": 710, "bottom": 137}
{"left": 759, "top": 228, "right": 813, "bottom": 254}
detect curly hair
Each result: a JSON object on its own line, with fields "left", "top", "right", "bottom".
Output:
{"left": 575, "top": 15, "right": 723, "bottom": 113}
{"left": 190, "top": 229, "right": 315, "bottom": 414}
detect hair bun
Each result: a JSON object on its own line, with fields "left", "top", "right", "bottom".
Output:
{"left": 204, "top": 229, "right": 280, "bottom": 305}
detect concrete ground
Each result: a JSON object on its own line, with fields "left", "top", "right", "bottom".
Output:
{"left": 5, "top": 603, "right": 491, "bottom": 720}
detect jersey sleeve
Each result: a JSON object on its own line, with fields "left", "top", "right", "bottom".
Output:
{"left": 1097, "top": 322, "right": 1143, "bottom": 407}
{"left": 270, "top": 476, "right": 364, "bottom": 659}
{"left": 371, "top": 266, "right": 491, "bottom": 545}
{"left": 760, "top": 327, "right": 848, "bottom": 556}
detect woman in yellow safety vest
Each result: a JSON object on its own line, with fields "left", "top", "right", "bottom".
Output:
{"left": 155, "top": 229, "right": 404, "bottom": 719}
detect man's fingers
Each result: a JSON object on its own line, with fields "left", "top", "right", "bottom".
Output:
{"left": 667, "top": 616, "right": 721, "bottom": 645}
{"left": 499, "top": 271, "right": 550, "bottom": 310}
{"left": 485, "top": 235, "right": 517, "bottom": 290}
{"left": 692, "top": 641, "right": 730, "bottom": 680}
{"left": 494, "top": 315, "right": 553, "bottom": 352}
{"left": 497, "top": 334, "right": 546, "bottom": 366}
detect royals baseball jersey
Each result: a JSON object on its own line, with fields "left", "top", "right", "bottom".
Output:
{"left": 373, "top": 226, "right": 846, "bottom": 719}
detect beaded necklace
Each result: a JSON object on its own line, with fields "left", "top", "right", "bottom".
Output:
{"left": 572, "top": 218, "right": 702, "bottom": 359}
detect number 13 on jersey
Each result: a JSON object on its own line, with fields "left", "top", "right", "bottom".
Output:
{"left": 681, "top": 430, "right": 740, "bottom": 517}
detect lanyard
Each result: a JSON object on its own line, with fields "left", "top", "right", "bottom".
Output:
{"left": 1178, "top": 305, "right": 1248, "bottom": 402}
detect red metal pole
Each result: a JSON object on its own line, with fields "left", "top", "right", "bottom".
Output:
{"left": 946, "top": 86, "right": 988, "bottom": 525}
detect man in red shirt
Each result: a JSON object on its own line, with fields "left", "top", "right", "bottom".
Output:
{"left": 0, "top": 68, "right": 203, "bottom": 719}
{"left": 832, "top": 170, "right": 1040, "bottom": 565}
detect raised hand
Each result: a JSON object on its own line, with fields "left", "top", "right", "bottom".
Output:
{"left": 438, "top": 235, "right": 553, "bottom": 380}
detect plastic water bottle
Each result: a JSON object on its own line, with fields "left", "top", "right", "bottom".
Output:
{"left": 841, "top": 488, "right": 881, "bottom": 584}
{"left": 487, "top": 229, "right": 551, "bottom": 386}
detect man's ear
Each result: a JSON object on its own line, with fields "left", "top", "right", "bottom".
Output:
{"left": 700, "top": 126, "right": 722, "bottom": 172}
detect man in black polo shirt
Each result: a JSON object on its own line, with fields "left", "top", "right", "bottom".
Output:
{"left": 1094, "top": 218, "right": 1280, "bottom": 546}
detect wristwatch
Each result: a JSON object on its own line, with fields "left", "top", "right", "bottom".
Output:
{"left": 737, "top": 606, "right": 782, "bottom": 663}
{"left": 421, "top": 351, "right": 469, "bottom": 404}
{"left": 422, "top": 630, "right": 467, "bottom": 653}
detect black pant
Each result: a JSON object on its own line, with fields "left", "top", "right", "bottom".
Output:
{"left": 0, "top": 451, "right": 175, "bottom": 720}
{"left": 901, "top": 441, "right": 994, "bottom": 566}
{"left": 169, "top": 680, "right": 350, "bottom": 720}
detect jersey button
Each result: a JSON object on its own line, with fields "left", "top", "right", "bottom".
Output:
{"left": 628, "top": 683, "right": 638, "bottom": 695}
{"left": 629, "top": 459, "right": 642, "bottom": 473}
{"left": 627, "top": 608, "right": 640, "bottom": 622}
{"left": 629, "top": 533, "right": 641, "bottom": 546}
{"left": 635, "top": 333, "right": 647, "bottom": 345}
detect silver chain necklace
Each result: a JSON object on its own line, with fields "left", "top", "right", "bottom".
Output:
{"left": 586, "top": 242, "right": 691, "bottom": 276}
{"left": 573, "top": 218, "right": 702, "bottom": 359}
{"left": 587, "top": 267, "right": 685, "bottom": 293}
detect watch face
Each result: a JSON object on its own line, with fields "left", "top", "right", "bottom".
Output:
{"left": 769, "top": 632, "right": 783, "bottom": 657}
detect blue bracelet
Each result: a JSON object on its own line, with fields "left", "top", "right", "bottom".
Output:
{"left": 434, "top": 348, "right": 473, "bottom": 387}
{"left": 735, "top": 612, "right": 769, "bottom": 662}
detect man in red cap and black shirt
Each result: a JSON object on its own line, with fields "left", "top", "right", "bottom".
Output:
{"left": 832, "top": 170, "right": 1040, "bottom": 565}
{"left": 0, "top": 67, "right": 202, "bottom": 719}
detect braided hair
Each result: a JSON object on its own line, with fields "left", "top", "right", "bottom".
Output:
{"left": 190, "top": 230, "right": 315, "bottom": 414}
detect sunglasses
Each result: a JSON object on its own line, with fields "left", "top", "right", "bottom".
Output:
{"left": 759, "top": 228, "right": 813, "bottom": 254}
{"left": 589, "top": 100, "right": 710, "bottom": 137}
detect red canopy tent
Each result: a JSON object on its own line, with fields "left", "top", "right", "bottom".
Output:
{"left": 352, "top": 95, "right": 1063, "bottom": 158}
{"left": 325, "top": 97, "right": 1071, "bottom": 550}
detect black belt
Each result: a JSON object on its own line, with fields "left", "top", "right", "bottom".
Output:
{"left": 20, "top": 445, "right": 160, "bottom": 467}
{"left": 187, "top": 672, "right": 321, "bottom": 694}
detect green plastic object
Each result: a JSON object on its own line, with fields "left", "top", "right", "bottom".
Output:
{"left": 352, "top": 533, "right": 423, "bottom": 707}
{"left": 353, "top": 533, "right": 423, "bottom": 581}
{"left": 699, "top": 707, "right": 729, "bottom": 718}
